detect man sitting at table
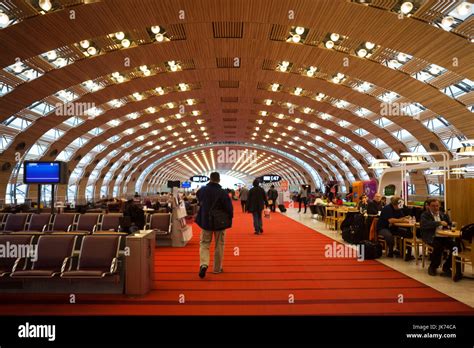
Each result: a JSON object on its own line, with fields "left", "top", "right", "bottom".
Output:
{"left": 377, "top": 196, "right": 414, "bottom": 260}
{"left": 367, "top": 193, "right": 383, "bottom": 215}
{"left": 420, "top": 198, "right": 461, "bottom": 279}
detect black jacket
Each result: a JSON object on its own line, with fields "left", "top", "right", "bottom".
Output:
{"left": 367, "top": 200, "right": 383, "bottom": 215}
{"left": 247, "top": 186, "right": 268, "bottom": 213}
{"left": 420, "top": 210, "right": 451, "bottom": 244}
{"left": 196, "top": 182, "right": 233, "bottom": 230}
{"left": 267, "top": 188, "right": 278, "bottom": 201}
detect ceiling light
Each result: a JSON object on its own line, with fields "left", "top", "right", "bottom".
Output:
{"left": 147, "top": 107, "right": 156, "bottom": 113}
{"left": 291, "top": 34, "right": 301, "bottom": 43}
{"left": 12, "top": 62, "right": 24, "bottom": 73}
{"left": 79, "top": 40, "right": 90, "bottom": 49}
{"left": 186, "top": 99, "right": 194, "bottom": 105}
{"left": 261, "top": 111, "right": 268, "bottom": 116}
{"left": 155, "top": 87, "right": 164, "bottom": 95}
{"left": 397, "top": 52, "right": 408, "bottom": 62}
{"left": 281, "top": 61, "right": 290, "bottom": 68}
{"left": 325, "top": 40, "right": 334, "bottom": 49}
{"left": 368, "top": 160, "right": 391, "bottom": 169}
{"left": 0, "top": 12, "right": 10, "bottom": 28}
{"left": 112, "top": 72, "right": 120, "bottom": 78}
{"left": 429, "top": 65, "right": 441, "bottom": 75}
{"left": 357, "top": 48, "right": 367, "bottom": 57}
{"left": 294, "top": 87, "right": 303, "bottom": 95}
{"left": 265, "top": 99, "right": 272, "bottom": 106}
{"left": 87, "top": 46, "right": 97, "bottom": 55}
{"left": 115, "top": 32, "right": 125, "bottom": 40}
{"left": 46, "top": 50, "right": 57, "bottom": 60}
{"left": 39, "top": 0, "right": 52, "bottom": 12}
{"left": 121, "top": 39, "right": 131, "bottom": 48}
{"left": 330, "top": 33, "right": 340, "bottom": 42}
{"left": 192, "top": 110, "right": 199, "bottom": 116}
{"left": 441, "top": 16, "right": 454, "bottom": 27}
{"left": 456, "top": 2, "right": 471, "bottom": 16}
{"left": 257, "top": 119, "right": 263, "bottom": 124}
{"left": 400, "top": 2, "right": 414, "bottom": 14}
{"left": 167, "top": 102, "right": 174, "bottom": 108}
{"left": 155, "top": 33, "right": 165, "bottom": 42}
{"left": 139, "top": 65, "right": 148, "bottom": 72}
{"left": 400, "top": 155, "right": 427, "bottom": 164}
{"left": 365, "top": 42, "right": 375, "bottom": 50}
{"left": 294, "top": 118, "right": 301, "bottom": 123}
{"left": 158, "top": 117, "right": 165, "bottom": 123}
{"left": 295, "top": 26, "right": 305, "bottom": 35}
{"left": 151, "top": 26, "right": 161, "bottom": 34}
{"left": 271, "top": 83, "right": 279, "bottom": 92}
{"left": 170, "top": 64, "right": 178, "bottom": 72}
{"left": 303, "top": 107, "right": 312, "bottom": 114}
{"left": 166, "top": 125, "right": 173, "bottom": 131}
{"left": 456, "top": 145, "right": 474, "bottom": 156}
{"left": 179, "top": 83, "right": 187, "bottom": 91}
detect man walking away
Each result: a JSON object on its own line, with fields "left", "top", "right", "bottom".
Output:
{"left": 247, "top": 178, "right": 268, "bottom": 235}
{"left": 196, "top": 172, "right": 234, "bottom": 278}
{"left": 298, "top": 184, "right": 308, "bottom": 213}
{"left": 267, "top": 185, "right": 278, "bottom": 212}
{"left": 239, "top": 185, "right": 249, "bottom": 213}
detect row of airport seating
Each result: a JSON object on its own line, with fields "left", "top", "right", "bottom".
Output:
{"left": 0, "top": 234, "right": 121, "bottom": 280}
{"left": 0, "top": 212, "right": 171, "bottom": 236}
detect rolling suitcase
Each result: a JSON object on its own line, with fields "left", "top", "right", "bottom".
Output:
{"left": 278, "top": 204, "right": 287, "bottom": 213}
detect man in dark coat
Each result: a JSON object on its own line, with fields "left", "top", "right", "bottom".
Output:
{"left": 247, "top": 178, "right": 268, "bottom": 235}
{"left": 420, "top": 198, "right": 460, "bottom": 279}
{"left": 196, "top": 172, "right": 233, "bottom": 278}
{"left": 266, "top": 185, "right": 279, "bottom": 212}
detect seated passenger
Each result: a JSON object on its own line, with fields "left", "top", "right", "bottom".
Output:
{"left": 376, "top": 196, "right": 413, "bottom": 260}
{"left": 313, "top": 195, "right": 327, "bottom": 206}
{"left": 357, "top": 195, "right": 369, "bottom": 214}
{"left": 420, "top": 198, "right": 461, "bottom": 279}
{"left": 367, "top": 193, "right": 383, "bottom": 215}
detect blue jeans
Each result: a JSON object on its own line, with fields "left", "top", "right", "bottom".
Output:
{"left": 252, "top": 211, "right": 263, "bottom": 232}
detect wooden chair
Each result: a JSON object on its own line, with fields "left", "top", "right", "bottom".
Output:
{"left": 403, "top": 230, "right": 422, "bottom": 265}
{"left": 452, "top": 237, "right": 473, "bottom": 281}
{"left": 421, "top": 242, "right": 434, "bottom": 268}
{"left": 324, "top": 207, "right": 337, "bottom": 230}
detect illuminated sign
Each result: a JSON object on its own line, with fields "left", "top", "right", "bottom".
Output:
{"left": 190, "top": 175, "right": 209, "bottom": 183}
{"left": 261, "top": 175, "right": 281, "bottom": 183}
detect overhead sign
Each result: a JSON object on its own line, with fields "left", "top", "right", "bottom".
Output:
{"left": 181, "top": 181, "right": 191, "bottom": 188}
{"left": 261, "top": 175, "right": 282, "bottom": 183}
{"left": 190, "top": 175, "right": 209, "bottom": 183}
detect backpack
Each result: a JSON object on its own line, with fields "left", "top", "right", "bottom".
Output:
{"left": 341, "top": 213, "right": 366, "bottom": 244}
{"left": 359, "top": 240, "right": 383, "bottom": 260}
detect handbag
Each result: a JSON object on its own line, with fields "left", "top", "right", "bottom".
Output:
{"left": 208, "top": 195, "right": 232, "bottom": 230}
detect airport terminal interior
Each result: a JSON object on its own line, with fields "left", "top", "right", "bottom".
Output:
{"left": 0, "top": 0, "right": 473, "bottom": 319}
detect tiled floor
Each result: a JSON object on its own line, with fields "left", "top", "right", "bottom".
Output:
{"left": 284, "top": 207, "right": 474, "bottom": 308}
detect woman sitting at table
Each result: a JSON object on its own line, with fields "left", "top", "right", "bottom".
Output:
{"left": 420, "top": 198, "right": 461, "bottom": 280}
{"left": 357, "top": 195, "right": 369, "bottom": 214}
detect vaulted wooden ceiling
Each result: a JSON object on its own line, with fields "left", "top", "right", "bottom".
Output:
{"left": 0, "top": 0, "right": 472, "bottom": 200}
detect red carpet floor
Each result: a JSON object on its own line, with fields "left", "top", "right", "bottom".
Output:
{"left": 0, "top": 201, "right": 472, "bottom": 315}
